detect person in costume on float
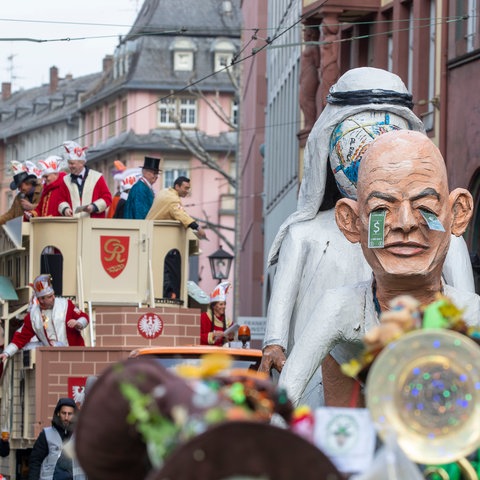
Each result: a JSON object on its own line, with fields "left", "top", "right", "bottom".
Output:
{"left": 107, "top": 160, "right": 127, "bottom": 218}
{"left": 57, "top": 140, "right": 112, "bottom": 218}
{"left": 200, "top": 281, "right": 235, "bottom": 346}
{"left": 279, "top": 130, "right": 480, "bottom": 407}
{"left": 146, "top": 175, "right": 207, "bottom": 239}
{"left": 0, "top": 274, "right": 89, "bottom": 361}
{"left": 123, "top": 157, "right": 160, "bottom": 220}
{"left": 0, "top": 161, "right": 42, "bottom": 225}
{"left": 29, "top": 156, "right": 66, "bottom": 218}
{"left": 113, "top": 168, "right": 142, "bottom": 219}
{"left": 260, "top": 67, "right": 475, "bottom": 408}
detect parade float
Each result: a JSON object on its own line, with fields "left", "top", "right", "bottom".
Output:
{"left": 0, "top": 214, "right": 208, "bottom": 477}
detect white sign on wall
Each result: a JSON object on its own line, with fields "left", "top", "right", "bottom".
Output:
{"left": 237, "top": 316, "right": 266, "bottom": 341}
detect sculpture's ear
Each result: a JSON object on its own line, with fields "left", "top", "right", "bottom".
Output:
{"left": 449, "top": 188, "right": 474, "bottom": 236}
{"left": 335, "top": 198, "right": 360, "bottom": 243}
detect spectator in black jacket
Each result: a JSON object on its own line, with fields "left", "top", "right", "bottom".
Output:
{"left": 28, "top": 398, "right": 77, "bottom": 480}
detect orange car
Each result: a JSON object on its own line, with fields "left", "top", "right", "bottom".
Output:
{"left": 133, "top": 345, "right": 262, "bottom": 372}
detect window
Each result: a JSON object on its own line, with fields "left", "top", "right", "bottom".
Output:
{"left": 164, "top": 167, "right": 189, "bottom": 189}
{"left": 211, "top": 39, "right": 236, "bottom": 72}
{"left": 97, "top": 110, "right": 104, "bottom": 142}
{"left": 180, "top": 99, "right": 196, "bottom": 125}
{"left": 170, "top": 38, "right": 196, "bottom": 72}
{"left": 158, "top": 97, "right": 197, "bottom": 127}
{"left": 231, "top": 100, "right": 238, "bottom": 126}
{"left": 174, "top": 51, "right": 194, "bottom": 71}
{"left": 467, "top": 0, "right": 478, "bottom": 53}
{"left": 424, "top": 0, "right": 436, "bottom": 131}
{"left": 108, "top": 104, "right": 116, "bottom": 138}
{"left": 88, "top": 113, "right": 95, "bottom": 146}
{"left": 215, "top": 52, "right": 233, "bottom": 71}
{"left": 121, "top": 99, "right": 128, "bottom": 132}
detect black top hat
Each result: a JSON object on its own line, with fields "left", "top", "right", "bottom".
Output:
{"left": 10, "top": 171, "right": 37, "bottom": 190}
{"left": 142, "top": 157, "right": 161, "bottom": 173}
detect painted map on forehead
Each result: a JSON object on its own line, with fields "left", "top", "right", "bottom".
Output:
{"left": 329, "top": 110, "right": 411, "bottom": 199}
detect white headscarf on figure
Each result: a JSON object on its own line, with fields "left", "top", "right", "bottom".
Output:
{"left": 268, "top": 67, "right": 425, "bottom": 266}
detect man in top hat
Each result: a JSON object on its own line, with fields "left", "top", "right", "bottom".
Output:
{"left": 0, "top": 161, "right": 42, "bottom": 226}
{"left": 57, "top": 140, "right": 112, "bottom": 218}
{"left": 123, "top": 157, "right": 161, "bottom": 219}
{"left": 29, "top": 156, "right": 66, "bottom": 218}
{"left": 0, "top": 274, "right": 89, "bottom": 361}
{"left": 146, "top": 176, "right": 207, "bottom": 239}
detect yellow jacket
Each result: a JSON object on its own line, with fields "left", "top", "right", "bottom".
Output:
{"left": 0, "top": 183, "right": 42, "bottom": 226}
{"left": 146, "top": 187, "right": 195, "bottom": 228}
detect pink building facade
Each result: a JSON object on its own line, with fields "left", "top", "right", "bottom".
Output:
{"left": 78, "top": 0, "right": 240, "bottom": 311}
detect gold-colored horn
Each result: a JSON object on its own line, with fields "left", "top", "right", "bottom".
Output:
{"left": 365, "top": 329, "right": 480, "bottom": 473}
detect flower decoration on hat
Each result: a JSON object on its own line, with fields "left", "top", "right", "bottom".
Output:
{"left": 63, "top": 140, "right": 87, "bottom": 161}
{"left": 118, "top": 354, "right": 293, "bottom": 469}
{"left": 38, "top": 155, "right": 63, "bottom": 176}
{"left": 209, "top": 281, "right": 231, "bottom": 303}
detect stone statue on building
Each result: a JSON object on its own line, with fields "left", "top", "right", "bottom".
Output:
{"left": 317, "top": 13, "right": 340, "bottom": 111}
{"left": 299, "top": 25, "right": 320, "bottom": 135}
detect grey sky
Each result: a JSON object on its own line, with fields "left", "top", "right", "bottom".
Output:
{"left": 0, "top": 0, "right": 140, "bottom": 92}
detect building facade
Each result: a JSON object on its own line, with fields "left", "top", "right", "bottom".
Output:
{"left": 0, "top": 0, "right": 241, "bottom": 310}
{"left": 0, "top": 67, "right": 102, "bottom": 216}
{"left": 260, "top": 0, "right": 480, "bottom": 310}
{"left": 237, "top": 2, "right": 268, "bottom": 317}
{"left": 78, "top": 0, "right": 241, "bottom": 307}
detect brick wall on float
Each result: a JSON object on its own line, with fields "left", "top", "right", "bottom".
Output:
{"left": 94, "top": 305, "right": 201, "bottom": 348}
{"left": 30, "top": 305, "right": 201, "bottom": 437}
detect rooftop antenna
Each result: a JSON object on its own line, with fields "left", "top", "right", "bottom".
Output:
{"left": 6, "top": 53, "right": 22, "bottom": 88}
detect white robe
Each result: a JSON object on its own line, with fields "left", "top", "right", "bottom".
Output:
{"left": 279, "top": 281, "right": 480, "bottom": 406}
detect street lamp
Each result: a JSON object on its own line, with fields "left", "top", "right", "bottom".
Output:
{"left": 208, "top": 245, "right": 234, "bottom": 282}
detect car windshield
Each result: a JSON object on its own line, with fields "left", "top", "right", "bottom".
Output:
{"left": 141, "top": 354, "right": 261, "bottom": 372}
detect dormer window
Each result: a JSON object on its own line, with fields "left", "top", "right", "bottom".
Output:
{"left": 175, "top": 51, "right": 193, "bottom": 71}
{"left": 211, "top": 39, "right": 236, "bottom": 72}
{"left": 170, "top": 38, "right": 196, "bottom": 72}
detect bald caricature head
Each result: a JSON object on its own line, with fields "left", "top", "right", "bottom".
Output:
{"left": 336, "top": 130, "right": 473, "bottom": 289}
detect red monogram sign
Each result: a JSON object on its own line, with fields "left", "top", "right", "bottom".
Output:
{"left": 100, "top": 236, "right": 130, "bottom": 278}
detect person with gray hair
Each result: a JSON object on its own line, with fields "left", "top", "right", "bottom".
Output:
{"left": 259, "top": 67, "right": 474, "bottom": 408}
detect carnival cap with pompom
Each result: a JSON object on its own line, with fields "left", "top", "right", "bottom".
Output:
{"left": 63, "top": 140, "right": 87, "bottom": 162}
{"left": 38, "top": 155, "right": 63, "bottom": 176}
{"left": 209, "top": 281, "right": 230, "bottom": 303}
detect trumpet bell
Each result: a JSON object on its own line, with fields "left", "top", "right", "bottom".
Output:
{"left": 366, "top": 329, "right": 480, "bottom": 465}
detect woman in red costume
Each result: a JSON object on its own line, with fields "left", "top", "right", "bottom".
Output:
{"left": 200, "top": 281, "right": 235, "bottom": 346}
{"left": 30, "top": 156, "right": 66, "bottom": 218}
